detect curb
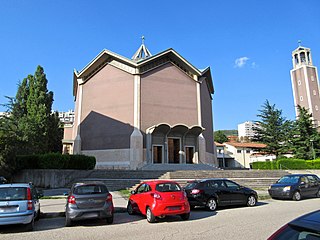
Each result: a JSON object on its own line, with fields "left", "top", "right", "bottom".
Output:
{"left": 40, "top": 207, "right": 128, "bottom": 219}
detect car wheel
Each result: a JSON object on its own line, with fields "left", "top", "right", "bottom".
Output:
{"left": 247, "top": 195, "right": 257, "bottom": 207}
{"left": 180, "top": 212, "right": 190, "bottom": 221}
{"left": 106, "top": 214, "right": 114, "bottom": 224}
{"left": 127, "top": 202, "right": 135, "bottom": 215}
{"left": 65, "top": 216, "right": 73, "bottom": 227}
{"left": 206, "top": 198, "right": 217, "bottom": 211}
{"left": 25, "top": 218, "right": 34, "bottom": 231}
{"left": 35, "top": 209, "right": 40, "bottom": 221}
{"left": 293, "top": 191, "right": 301, "bottom": 201}
{"left": 146, "top": 207, "right": 156, "bottom": 223}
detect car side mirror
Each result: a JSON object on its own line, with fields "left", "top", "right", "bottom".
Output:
{"left": 37, "top": 189, "right": 44, "bottom": 198}
{"left": 63, "top": 192, "right": 69, "bottom": 196}
{"left": 131, "top": 190, "right": 136, "bottom": 195}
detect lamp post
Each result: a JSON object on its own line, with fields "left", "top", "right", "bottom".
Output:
{"left": 310, "top": 139, "right": 316, "bottom": 160}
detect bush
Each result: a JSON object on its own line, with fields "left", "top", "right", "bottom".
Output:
{"left": 16, "top": 153, "right": 96, "bottom": 170}
{"left": 252, "top": 158, "right": 320, "bottom": 170}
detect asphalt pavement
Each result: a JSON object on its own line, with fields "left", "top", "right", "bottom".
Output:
{"left": 40, "top": 188, "right": 128, "bottom": 218}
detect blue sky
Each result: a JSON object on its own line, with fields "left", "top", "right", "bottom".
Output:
{"left": 0, "top": 0, "right": 319, "bottom": 130}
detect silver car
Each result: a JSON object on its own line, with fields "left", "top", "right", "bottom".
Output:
{"left": 0, "top": 183, "right": 41, "bottom": 231}
{"left": 65, "top": 182, "right": 114, "bottom": 227}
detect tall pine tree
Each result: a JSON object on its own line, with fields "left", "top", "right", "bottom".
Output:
{"left": 253, "top": 100, "right": 289, "bottom": 157}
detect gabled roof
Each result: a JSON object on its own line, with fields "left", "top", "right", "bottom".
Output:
{"left": 224, "top": 142, "right": 266, "bottom": 149}
{"left": 73, "top": 47, "right": 214, "bottom": 97}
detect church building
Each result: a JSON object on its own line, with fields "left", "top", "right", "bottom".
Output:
{"left": 63, "top": 40, "right": 217, "bottom": 169}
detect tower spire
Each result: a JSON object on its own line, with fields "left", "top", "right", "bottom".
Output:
{"left": 132, "top": 36, "right": 152, "bottom": 61}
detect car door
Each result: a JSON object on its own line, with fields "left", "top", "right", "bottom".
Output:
{"left": 130, "top": 184, "right": 147, "bottom": 213}
{"left": 223, "top": 180, "right": 247, "bottom": 205}
{"left": 214, "top": 180, "right": 231, "bottom": 205}
{"left": 299, "top": 176, "right": 310, "bottom": 197}
{"left": 306, "top": 175, "right": 319, "bottom": 195}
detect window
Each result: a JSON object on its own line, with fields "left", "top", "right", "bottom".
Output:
{"left": 313, "top": 90, "right": 317, "bottom": 96}
{"left": 316, "top": 105, "right": 319, "bottom": 111}
{"left": 298, "top": 80, "right": 301, "bottom": 85}
{"left": 300, "top": 96, "right": 303, "bottom": 101}
{"left": 246, "top": 150, "right": 250, "bottom": 153}
{"left": 224, "top": 180, "right": 239, "bottom": 189}
{"left": 237, "top": 150, "right": 241, "bottom": 153}
{"left": 311, "top": 75, "right": 315, "bottom": 81}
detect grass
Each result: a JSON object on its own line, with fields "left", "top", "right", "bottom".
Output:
{"left": 118, "top": 189, "right": 131, "bottom": 199}
{"left": 40, "top": 196, "right": 67, "bottom": 200}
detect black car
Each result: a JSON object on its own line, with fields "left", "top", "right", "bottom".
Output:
{"left": 268, "top": 210, "right": 320, "bottom": 239}
{"left": 268, "top": 174, "right": 320, "bottom": 201}
{"left": 184, "top": 178, "right": 258, "bottom": 211}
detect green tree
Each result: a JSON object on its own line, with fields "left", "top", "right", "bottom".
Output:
{"left": 253, "top": 100, "right": 289, "bottom": 157}
{"left": 214, "top": 130, "right": 228, "bottom": 143}
{"left": 290, "top": 105, "right": 320, "bottom": 159}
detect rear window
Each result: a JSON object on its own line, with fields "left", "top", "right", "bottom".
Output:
{"left": 73, "top": 184, "right": 108, "bottom": 195}
{"left": 156, "top": 183, "right": 181, "bottom": 192}
{"left": 0, "top": 187, "right": 27, "bottom": 201}
{"left": 184, "top": 182, "right": 199, "bottom": 190}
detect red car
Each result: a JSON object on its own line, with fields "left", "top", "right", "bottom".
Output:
{"left": 127, "top": 180, "right": 190, "bottom": 223}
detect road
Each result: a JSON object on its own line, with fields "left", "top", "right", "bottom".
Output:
{"left": 0, "top": 198, "right": 319, "bottom": 240}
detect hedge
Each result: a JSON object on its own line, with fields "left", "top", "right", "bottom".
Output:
{"left": 252, "top": 158, "right": 320, "bottom": 170}
{"left": 16, "top": 153, "right": 96, "bottom": 170}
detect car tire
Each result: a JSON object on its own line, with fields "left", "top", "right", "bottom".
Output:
{"left": 35, "top": 209, "right": 40, "bottom": 221}
{"left": 106, "top": 214, "right": 114, "bottom": 224}
{"left": 180, "top": 212, "right": 190, "bottom": 221}
{"left": 127, "top": 202, "right": 135, "bottom": 215}
{"left": 65, "top": 216, "right": 73, "bottom": 227}
{"left": 293, "top": 191, "right": 301, "bottom": 201}
{"left": 146, "top": 207, "right": 156, "bottom": 223}
{"left": 25, "top": 218, "right": 34, "bottom": 231}
{"left": 206, "top": 198, "right": 217, "bottom": 211}
{"left": 247, "top": 195, "right": 257, "bottom": 207}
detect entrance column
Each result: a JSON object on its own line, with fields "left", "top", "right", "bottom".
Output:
{"left": 130, "top": 74, "right": 143, "bottom": 169}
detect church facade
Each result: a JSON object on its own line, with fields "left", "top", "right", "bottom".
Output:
{"left": 63, "top": 43, "right": 217, "bottom": 169}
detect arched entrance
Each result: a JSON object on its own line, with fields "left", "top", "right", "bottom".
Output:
{"left": 146, "top": 124, "right": 204, "bottom": 165}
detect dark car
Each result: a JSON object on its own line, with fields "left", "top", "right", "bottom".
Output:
{"left": 268, "top": 174, "right": 320, "bottom": 201}
{"left": 65, "top": 182, "right": 114, "bottom": 227}
{"left": 184, "top": 178, "right": 258, "bottom": 211}
{"left": 268, "top": 210, "right": 320, "bottom": 239}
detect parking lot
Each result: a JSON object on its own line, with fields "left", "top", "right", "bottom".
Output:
{"left": 0, "top": 195, "right": 319, "bottom": 240}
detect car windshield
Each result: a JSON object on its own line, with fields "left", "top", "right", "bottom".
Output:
{"left": 73, "top": 185, "right": 108, "bottom": 195}
{"left": 277, "top": 176, "right": 300, "bottom": 184}
{"left": 0, "top": 187, "right": 27, "bottom": 201}
{"left": 184, "top": 182, "right": 198, "bottom": 190}
{"left": 156, "top": 183, "right": 181, "bottom": 192}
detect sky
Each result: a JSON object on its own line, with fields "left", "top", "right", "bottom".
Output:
{"left": 0, "top": 0, "right": 319, "bottom": 130}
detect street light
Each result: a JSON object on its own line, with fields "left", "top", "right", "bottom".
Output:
{"left": 310, "top": 139, "right": 316, "bottom": 160}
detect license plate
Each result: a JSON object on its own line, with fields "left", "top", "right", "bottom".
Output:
{"left": 0, "top": 207, "right": 18, "bottom": 213}
{"left": 168, "top": 206, "right": 180, "bottom": 211}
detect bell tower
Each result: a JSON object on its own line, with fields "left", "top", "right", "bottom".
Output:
{"left": 290, "top": 41, "right": 320, "bottom": 128}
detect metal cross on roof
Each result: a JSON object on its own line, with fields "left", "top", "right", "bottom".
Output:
{"left": 132, "top": 36, "right": 152, "bottom": 61}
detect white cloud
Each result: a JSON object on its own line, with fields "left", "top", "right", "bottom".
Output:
{"left": 234, "top": 57, "right": 249, "bottom": 68}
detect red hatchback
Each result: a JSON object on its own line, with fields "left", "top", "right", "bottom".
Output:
{"left": 127, "top": 180, "right": 190, "bottom": 223}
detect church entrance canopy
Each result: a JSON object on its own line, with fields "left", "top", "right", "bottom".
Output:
{"left": 146, "top": 124, "right": 204, "bottom": 164}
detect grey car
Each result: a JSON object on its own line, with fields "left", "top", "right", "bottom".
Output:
{"left": 65, "top": 182, "right": 114, "bottom": 227}
{"left": 0, "top": 183, "right": 41, "bottom": 231}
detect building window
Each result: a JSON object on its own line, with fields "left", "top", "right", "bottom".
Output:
{"left": 300, "top": 96, "right": 303, "bottom": 101}
{"left": 311, "top": 76, "right": 315, "bottom": 81}
{"left": 237, "top": 150, "right": 241, "bottom": 153}
{"left": 316, "top": 105, "right": 319, "bottom": 111}
{"left": 313, "top": 90, "right": 317, "bottom": 96}
{"left": 298, "top": 80, "right": 301, "bottom": 85}
{"left": 246, "top": 150, "right": 250, "bottom": 153}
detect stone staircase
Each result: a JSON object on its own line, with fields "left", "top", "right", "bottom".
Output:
{"left": 75, "top": 169, "right": 289, "bottom": 191}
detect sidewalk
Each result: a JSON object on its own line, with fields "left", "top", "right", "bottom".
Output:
{"left": 40, "top": 188, "right": 128, "bottom": 218}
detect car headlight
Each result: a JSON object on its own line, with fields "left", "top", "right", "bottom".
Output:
{"left": 283, "top": 186, "right": 291, "bottom": 191}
